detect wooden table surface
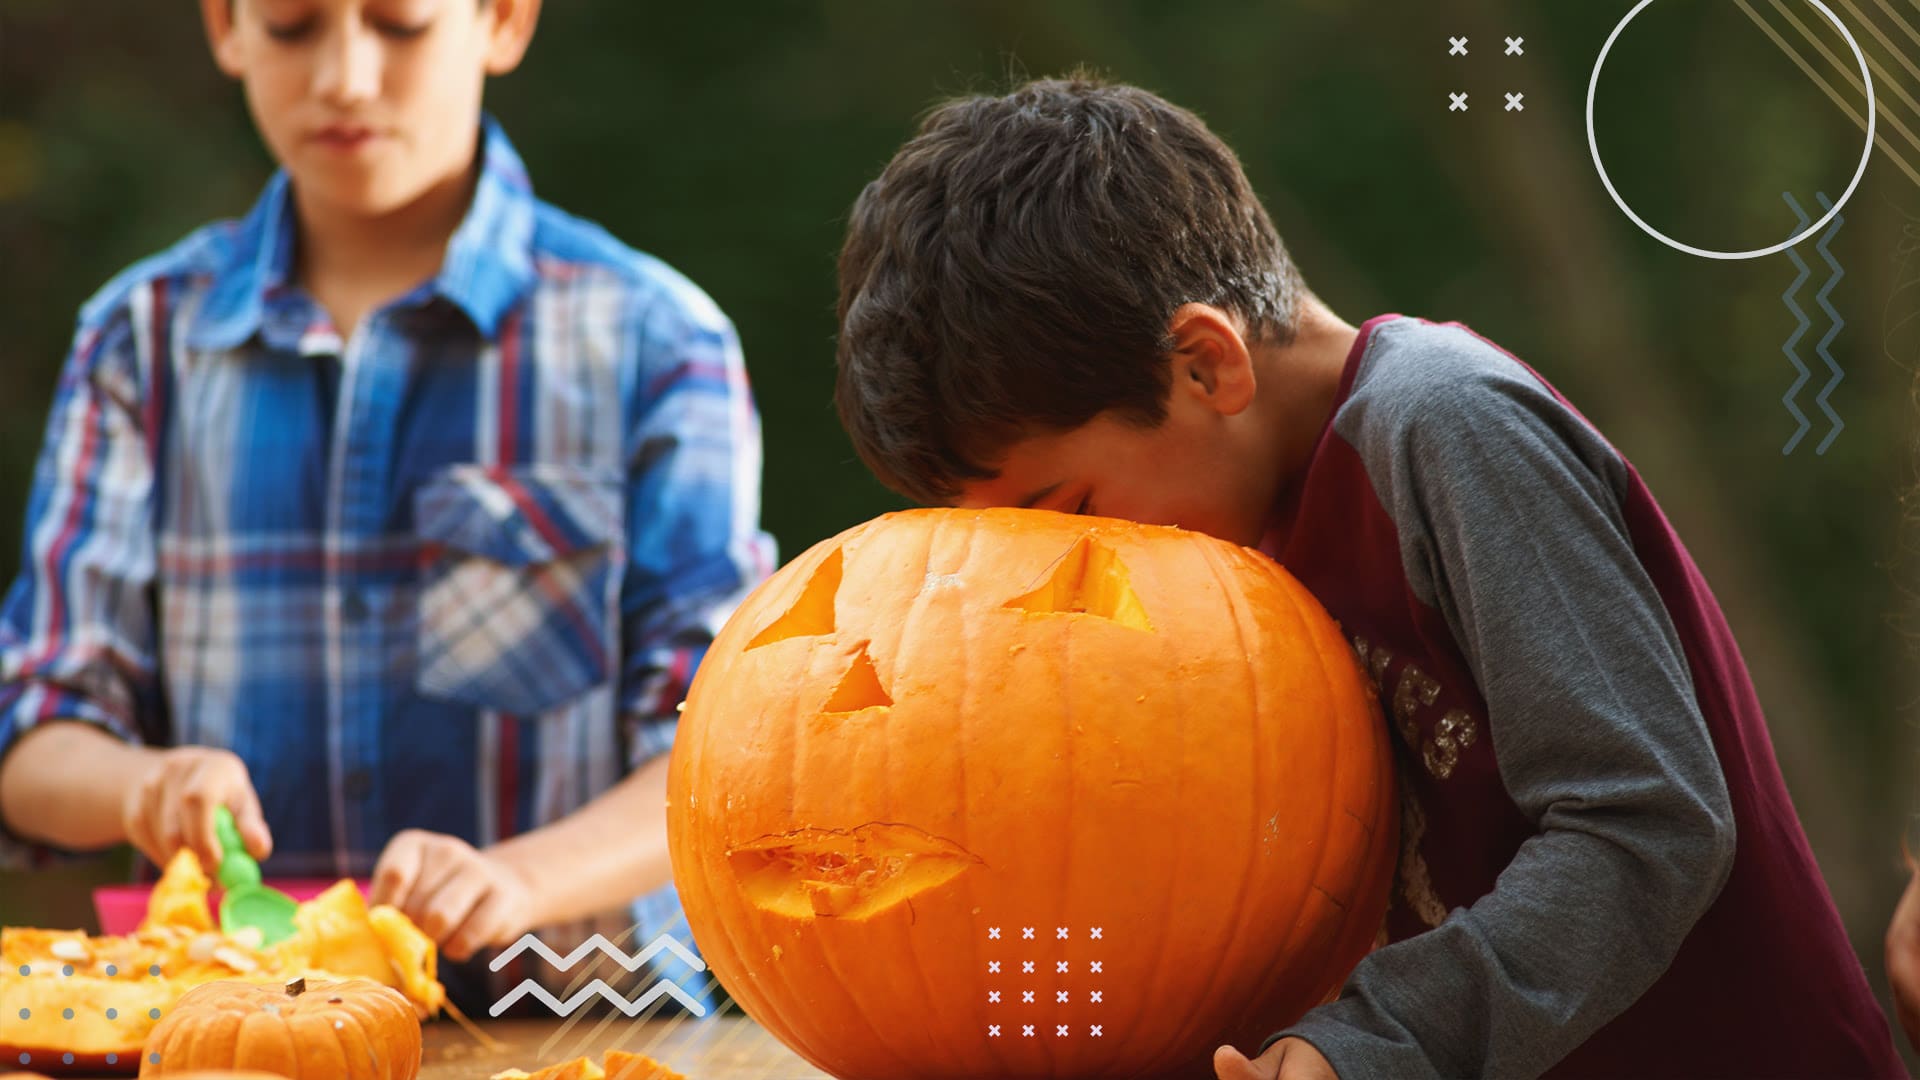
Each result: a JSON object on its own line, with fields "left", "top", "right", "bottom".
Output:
{"left": 419, "top": 1014, "right": 834, "bottom": 1080}
{"left": 35, "top": 1014, "right": 831, "bottom": 1080}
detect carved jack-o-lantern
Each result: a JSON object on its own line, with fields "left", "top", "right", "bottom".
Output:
{"left": 667, "top": 508, "right": 1396, "bottom": 1079}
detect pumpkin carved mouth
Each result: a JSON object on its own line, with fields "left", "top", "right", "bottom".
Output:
{"left": 727, "top": 823, "right": 983, "bottom": 920}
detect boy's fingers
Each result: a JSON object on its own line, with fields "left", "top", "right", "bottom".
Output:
{"left": 425, "top": 874, "right": 489, "bottom": 953}
{"left": 183, "top": 780, "right": 225, "bottom": 872}
{"left": 145, "top": 770, "right": 181, "bottom": 865}
{"left": 121, "top": 776, "right": 160, "bottom": 866}
{"left": 402, "top": 840, "right": 470, "bottom": 926}
{"left": 444, "top": 888, "right": 513, "bottom": 963}
{"left": 233, "top": 787, "right": 273, "bottom": 861}
{"left": 1213, "top": 1044, "right": 1267, "bottom": 1080}
{"left": 370, "top": 833, "right": 423, "bottom": 908}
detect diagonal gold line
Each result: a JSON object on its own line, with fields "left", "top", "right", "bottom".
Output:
{"left": 1872, "top": 0, "right": 1920, "bottom": 53}
{"left": 1737, "top": 0, "right": 1867, "bottom": 124}
{"left": 1835, "top": 0, "right": 1920, "bottom": 101}
{"left": 1771, "top": 0, "right": 1920, "bottom": 157}
{"left": 1734, "top": 0, "right": 1920, "bottom": 189}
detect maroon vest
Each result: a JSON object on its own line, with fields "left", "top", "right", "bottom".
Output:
{"left": 1262, "top": 316, "right": 1903, "bottom": 1077}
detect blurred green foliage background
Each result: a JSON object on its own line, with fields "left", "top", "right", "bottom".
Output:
{"left": 3, "top": 0, "right": 1919, "bottom": 1060}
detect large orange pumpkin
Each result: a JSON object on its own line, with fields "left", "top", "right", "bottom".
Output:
{"left": 137, "top": 978, "right": 418, "bottom": 1079}
{"left": 667, "top": 508, "right": 1398, "bottom": 1079}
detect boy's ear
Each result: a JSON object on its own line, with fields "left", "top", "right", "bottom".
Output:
{"left": 1166, "top": 303, "right": 1257, "bottom": 417}
{"left": 200, "top": 0, "right": 246, "bottom": 79}
{"left": 482, "top": 0, "right": 543, "bottom": 76}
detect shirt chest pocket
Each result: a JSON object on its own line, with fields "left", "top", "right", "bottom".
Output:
{"left": 413, "top": 464, "right": 625, "bottom": 716}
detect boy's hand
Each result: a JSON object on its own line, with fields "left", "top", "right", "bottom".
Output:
{"left": 1886, "top": 857, "right": 1920, "bottom": 1051}
{"left": 1214, "top": 1037, "right": 1339, "bottom": 1080}
{"left": 371, "top": 829, "right": 538, "bottom": 963}
{"left": 121, "top": 745, "right": 272, "bottom": 871}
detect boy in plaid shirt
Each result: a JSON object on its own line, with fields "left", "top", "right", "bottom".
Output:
{"left": 0, "top": 0, "right": 772, "bottom": 1015}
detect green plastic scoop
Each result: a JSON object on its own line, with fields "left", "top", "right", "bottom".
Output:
{"left": 212, "top": 805, "right": 299, "bottom": 946}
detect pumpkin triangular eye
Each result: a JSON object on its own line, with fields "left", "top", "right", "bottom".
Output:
{"left": 1005, "top": 536, "right": 1152, "bottom": 631}
{"left": 823, "top": 643, "right": 892, "bottom": 713}
{"left": 746, "top": 547, "right": 843, "bottom": 649}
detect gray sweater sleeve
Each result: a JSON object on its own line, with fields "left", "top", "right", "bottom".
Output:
{"left": 1267, "top": 326, "right": 1738, "bottom": 1078}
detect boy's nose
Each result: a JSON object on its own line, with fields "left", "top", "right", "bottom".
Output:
{"left": 313, "top": 23, "right": 381, "bottom": 107}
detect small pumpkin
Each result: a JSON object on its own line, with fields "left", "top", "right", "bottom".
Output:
{"left": 668, "top": 508, "right": 1399, "bottom": 1079}
{"left": 138, "top": 977, "right": 419, "bottom": 1079}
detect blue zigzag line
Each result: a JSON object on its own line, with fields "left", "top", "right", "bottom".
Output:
{"left": 1811, "top": 191, "right": 1845, "bottom": 455}
{"left": 1781, "top": 192, "right": 1813, "bottom": 456}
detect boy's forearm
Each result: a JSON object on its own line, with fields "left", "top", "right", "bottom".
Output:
{"left": 0, "top": 720, "right": 154, "bottom": 850}
{"left": 486, "top": 749, "right": 676, "bottom": 929}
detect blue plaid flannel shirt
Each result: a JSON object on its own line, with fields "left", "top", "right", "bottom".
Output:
{"left": 0, "top": 117, "right": 774, "bottom": 1016}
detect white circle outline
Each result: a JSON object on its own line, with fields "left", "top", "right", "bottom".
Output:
{"left": 1585, "top": 0, "right": 1876, "bottom": 260}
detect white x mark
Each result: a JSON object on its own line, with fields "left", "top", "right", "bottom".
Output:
{"left": 1091, "top": 960, "right": 1104, "bottom": 973}
{"left": 1057, "top": 990, "right": 1069, "bottom": 1002}
{"left": 988, "top": 961, "right": 1001, "bottom": 973}
{"left": 1023, "top": 990, "right": 1035, "bottom": 1003}
{"left": 1023, "top": 1025, "right": 1035, "bottom": 1037}
{"left": 988, "top": 927, "right": 1000, "bottom": 940}
{"left": 1091, "top": 990, "right": 1104, "bottom": 1003}
{"left": 989, "top": 1025, "right": 1001, "bottom": 1037}
{"left": 1022, "top": 961, "right": 1035, "bottom": 973}
{"left": 1022, "top": 927, "right": 1035, "bottom": 940}
{"left": 1505, "top": 36, "right": 1523, "bottom": 55}
{"left": 1056, "top": 1025, "right": 1069, "bottom": 1037}
{"left": 1505, "top": 92, "right": 1525, "bottom": 112}
{"left": 1090, "top": 927, "right": 1103, "bottom": 939}
{"left": 1056, "top": 961, "right": 1069, "bottom": 973}
{"left": 1056, "top": 927, "right": 1068, "bottom": 939}
{"left": 988, "top": 990, "right": 1001, "bottom": 1003}
{"left": 1448, "top": 36, "right": 1468, "bottom": 55}
{"left": 1449, "top": 92, "right": 1469, "bottom": 112}
{"left": 1092, "top": 1025, "right": 1104, "bottom": 1037}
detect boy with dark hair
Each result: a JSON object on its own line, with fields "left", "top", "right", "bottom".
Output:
{"left": 0, "top": 0, "right": 772, "bottom": 1015}
{"left": 836, "top": 75, "right": 1903, "bottom": 1078}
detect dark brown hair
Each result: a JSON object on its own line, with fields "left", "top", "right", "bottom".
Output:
{"left": 834, "top": 73, "right": 1305, "bottom": 504}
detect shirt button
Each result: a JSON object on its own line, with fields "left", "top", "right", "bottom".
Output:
{"left": 342, "top": 769, "right": 374, "bottom": 800}
{"left": 342, "top": 590, "right": 369, "bottom": 621}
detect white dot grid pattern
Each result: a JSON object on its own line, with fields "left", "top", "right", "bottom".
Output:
{"left": 982, "top": 923, "right": 1105, "bottom": 1039}
{"left": 14, "top": 963, "right": 167, "bottom": 1069}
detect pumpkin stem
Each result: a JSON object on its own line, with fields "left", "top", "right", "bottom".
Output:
{"left": 285, "top": 976, "right": 307, "bottom": 997}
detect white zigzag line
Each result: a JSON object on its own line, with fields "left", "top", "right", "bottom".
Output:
{"left": 488, "top": 977, "right": 712, "bottom": 1019}
{"left": 488, "top": 932, "right": 707, "bottom": 974}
